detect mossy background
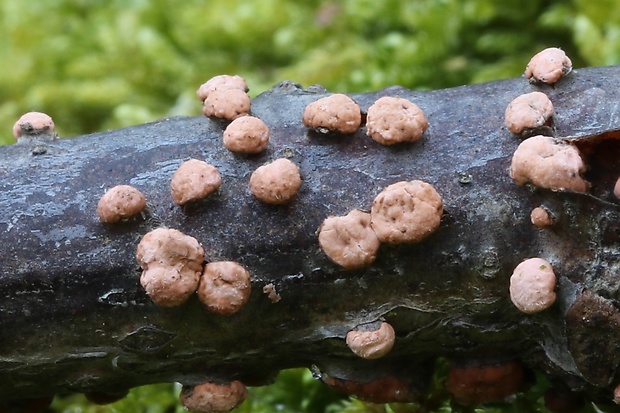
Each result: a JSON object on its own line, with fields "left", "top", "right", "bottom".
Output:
{"left": 2, "top": 0, "right": 620, "bottom": 411}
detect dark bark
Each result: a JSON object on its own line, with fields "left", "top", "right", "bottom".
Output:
{"left": 2, "top": 66, "right": 620, "bottom": 405}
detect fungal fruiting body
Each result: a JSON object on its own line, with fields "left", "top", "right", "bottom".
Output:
{"left": 179, "top": 380, "right": 247, "bottom": 413}
{"left": 318, "top": 209, "right": 380, "bottom": 269}
{"left": 510, "top": 135, "right": 587, "bottom": 192}
{"left": 249, "top": 158, "right": 302, "bottom": 205}
{"left": 197, "top": 75, "right": 248, "bottom": 102}
{"left": 366, "top": 96, "right": 429, "bottom": 145}
{"left": 262, "top": 283, "right": 281, "bottom": 303}
{"left": 370, "top": 180, "right": 443, "bottom": 244}
{"left": 202, "top": 89, "right": 251, "bottom": 120}
{"left": 525, "top": 47, "right": 572, "bottom": 84}
{"left": 170, "top": 159, "right": 222, "bottom": 206}
{"left": 12, "top": 112, "right": 57, "bottom": 142}
{"left": 504, "top": 92, "right": 554, "bottom": 135}
{"left": 530, "top": 207, "right": 554, "bottom": 228}
{"left": 509, "top": 258, "right": 556, "bottom": 314}
{"left": 345, "top": 322, "right": 396, "bottom": 359}
{"left": 136, "top": 228, "right": 204, "bottom": 307}
{"left": 222, "top": 116, "right": 270, "bottom": 153}
{"left": 197, "top": 261, "right": 251, "bottom": 316}
{"left": 302, "top": 93, "right": 362, "bottom": 134}
{"left": 321, "top": 374, "right": 419, "bottom": 404}
{"left": 446, "top": 361, "right": 524, "bottom": 405}
{"left": 614, "top": 177, "right": 620, "bottom": 200}
{"left": 97, "top": 185, "right": 147, "bottom": 223}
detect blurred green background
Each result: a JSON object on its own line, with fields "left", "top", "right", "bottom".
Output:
{"left": 2, "top": 0, "right": 620, "bottom": 411}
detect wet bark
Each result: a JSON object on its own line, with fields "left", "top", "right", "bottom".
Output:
{"left": 2, "top": 66, "right": 620, "bottom": 406}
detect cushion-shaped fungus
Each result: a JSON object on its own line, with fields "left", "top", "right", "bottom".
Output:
{"left": 222, "top": 116, "right": 270, "bottom": 154}
{"left": 318, "top": 209, "right": 380, "bottom": 270}
{"left": 97, "top": 185, "right": 147, "bottom": 223}
{"left": 202, "top": 89, "right": 251, "bottom": 120}
{"left": 370, "top": 180, "right": 443, "bottom": 244}
{"left": 346, "top": 322, "right": 396, "bottom": 359}
{"left": 614, "top": 177, "right": 620, "bottom": 200}
{"left": 170, "top": 159, "right": 222, "bottom": 206}
{"left": 525, "top": 47, "right": 572, "bottom": 84}
{"left": 198, "top": 261, "right": 251, "bottom": 316}
{"left": 302, "top": 93, "right": 361, "bottom": 134}
{"left": 530, "top": 206, "right": 554, "bottom": 228}
{"left": 197, "top": 75, "right": 248, "bottom": 102}
{"left": 504, "top": 92, "right": 554, "bottom": 135}
{"left": 12, "top": 111, "right": 56, "bottom": 141}
{"left": 136, "top": 228, "right": 204, "bottom": 307}
{"left": 180, "top": 380, "right": 247, "bottom": 413}
{"left": 366, "top": 96, "right": 429, "bottom": 145}
{"left": 509, "top": 258, "right": 556, "bottom": 314}
{"left": 446, "top": 360, "right": 524, "bottom": 405}
{"left": 249, "top": 158, "right": 302, "bottom": 205}
{"left": 322, "top": 374, "right": 419, "bottom": 404}
{"left": 510, "top": 135, "right": 587, "bottom": 192}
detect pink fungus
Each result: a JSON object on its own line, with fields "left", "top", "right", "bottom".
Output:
{"left": 197, "top": 75, "right": 248, "bottom": 102}
{"left": 366, "top": 96, "right": 429, "bottom": 145}
{"left": 504, "top": 92, "right": 554, "bottom": 135}
{"left": 345, "top": 322, "right": 396, "bottom": 360}
{"left": 97, "top": 185, "right": 146, "bottom": 223}
{"left": 202, "top": 89, "right": 251, "bottom": 120}
{"left": 180, "top": 380, "right": 248, "bottom": 413}
{"left": 525, "top": 47, "right": 572, "bottom": 84}
{"left": 249, "top": 158, "right": 302, "bottom": 205}
{"left": 198, "top": 261, "right": 252, "bottom": 316}
{"left": 530, "top": 207, "right": 554, "bottom": 228}
{"left": 223, "top": 116, "right": 269, "bottom": 154}
{"left": 370, "top": 180, "right": 443, "bottom": 244}
{"left": 136, "top": 228, "right": 204, "bottom": 307}
{"left": 510, "top": 135, "right": 587, "bottom": 192}
{"left": 509, "top": 258, "right": 556, "bottom": 314}
{"left": 614, "top": 177, "right": 620, "bottom": 200}
{"left": 170, "top": 159, "right": 222, "bottom": 206}
{"left": 302, "top": 93, "right": 361, "bottom": 134}
{"left": 12, "top": 112, "right": 56, "bottom": 140}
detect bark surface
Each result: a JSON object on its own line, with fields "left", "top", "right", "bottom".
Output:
{"left": 2, "top": 66, "right": 620, "bottom": 405}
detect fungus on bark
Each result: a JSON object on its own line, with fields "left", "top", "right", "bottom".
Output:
{"left": 197, "top": 75, "right": 248, "bottom": 102}
{"left": 197, "top": 261, "right": 251, "bottom": 316}
{"left": 530, "top": 206, "right": 554, "bottom": 228}
{"left": 525, "top": 47, "right": 572, "bottom": 84}
{"left": 613, "top": 177, "right": 620, "bottom": 200}
{"left": 202, "top": 89, "right": 251, "bottom": 120}
{"left": 345, "top": 321, "right": 396, "bottom": 359}
{"left": 509, "top": 258, "right": 556, "bottom": 314}
{"left": 446, "top": 360, "right": 524, "bottom": 406}
{"left": 136, "top": 228, "right": 205, "bottom": 307}
{"left": 170, "top": 159, "right": 222, "bottom": 206}
{"left": 12, "top": 112, "right": 57, "bottom": 141}
{"left": 318, "top": 209, "right": 380, "bottom": 270}
{"left": 97, "top": 185, "right": 147, "bottom": 223}
{"left": 179, "top": 380, "right": 247, "bottom": 413}
{"left": 302, "top": 93, "right": 361, "bottom": 134}
{"left": 370, "top": 180, "right": 443, "bottom": 244}
{"left": 321, "top": 373, "right": 419, "bottom": 404}
{"left": 249, "top": 158, "right": 302, "bottom": 205}
{"left": 504, "top": 92, "right": 554, "bottom": 135}
{"left": 262, "top": 283, "right": 281, "bottom": 303}
{"left": 222, "top": 116, "right": 269, "bottom": 154}
{"left": 366, "top": 96, "right": 429, "bottom": 145}
{"left": 510, "top": 135, "right": 587, "bottom": 192}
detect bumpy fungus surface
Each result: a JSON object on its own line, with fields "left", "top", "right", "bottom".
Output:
{"left": 510, "top": 135, "right": 587, "bottom": 192}
{"left": 197, "top": 75, "right": 248, "bottom": 102}
{"left": 366, "top": 96, "right": 429, "bottom": 145}
{"left": 302, "top": 93, "right": 362, "bottom": 134}
{"left": 525, "top": 47, "right": 572, "bottom": 84}
{"left": 530, "top": 206, "right": 554, "bottom": 228}
{"left": 345, "top": 322, "right": 396, "bottom": 359}
{"left": 614, "top": 177, "right": 620, "bottom": 200}
{"left": 222, "top": 116, "right": 270, "bottom": 154}
{"left": 318, "top": 209, "right": 380, "bottom": 270}
{"left": 370, "top": 180, "right": 443, "bottom": 244}
{"left": 202, "top": 89, "right": 251, "bottom": 120}
{"left": 198, "top": 261, "right": 251, "bottom": 316}
{"left": 509, "top": 258, "right": 556, "bottom": 314}
{"left": 97, "top": 185, "right": 147, "bottom": 223}
{"left": 446, "top": 361, "right": 524, "bottom": 405}
{"left": 12, "top": 112, "right": 56, "bottom": 140}
{"left": 136, "top": 228, "right": 205, "bottom": 307}
{"left": 504, "top": 92, "right": 554, "bottom": 135}
{"left": 170, "top": 159, "right": 222, "bottom": 206}
{"left": 249, "top": 158, "right": 302, "bottom": 205}
{"left": 180, "top": 380, "right": 247, "bottom": 413}
{"left": 322, "top": 374, "right": 418, "bottom": 404}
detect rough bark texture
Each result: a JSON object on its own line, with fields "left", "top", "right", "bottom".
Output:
{"left": 2, "top": 66, "right": 620, "bottom": 405}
